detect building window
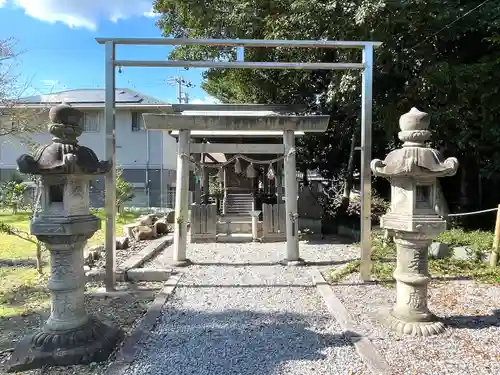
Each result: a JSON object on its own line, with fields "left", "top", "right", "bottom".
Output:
{"left": 131, "top": 112, "right": 143, "bottom": 132}
{"left": 80, "top": 112, "right": 101, "bottom": 132}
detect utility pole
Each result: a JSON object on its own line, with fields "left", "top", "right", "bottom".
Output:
{"left": 167, "top": 76, "right": 194, "bottom": 103}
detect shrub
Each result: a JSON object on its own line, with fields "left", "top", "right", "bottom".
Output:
{"left": 116, "top": 167, "right": 135, "bottom": 214}
{"left": 344, "top": 193, "right": 389, "bottom": 224}
{"left": 0, "top": 180, "right": 28, "bottom": 214}
{"left": 319, "top": 183, "right": 389, "bottom": 226}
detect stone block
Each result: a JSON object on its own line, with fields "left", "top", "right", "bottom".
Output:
{"left": 298, "top": 218, "right": 322, "bottom": 235}
{"left": 298, "top": 186, "right": 323, "bottom": 220}
{"left": 123, "top": 223, "right": 137, "bottom": 238}
{"left": 125, "top": 268, "right": 171, "bottom": 282}
{"left": 116, "top": 236, "right": 129, "bottom": 250}
{"left": 132, "top": 225, "right": 154, "bottom": 241}
{"left": 137, "top": 215, "right": 154, "bottom": 226}
{"left": 153, "top": 219, "right": 169, "bottom": 236}
{"left": 164, "top": 209, "right": 175, "bottom": 223}
{"left": 452, "top": 246, "right": 487, "bottom": 262}
{"left": 84, "top": 245, "right": 102, "bottom": 267}
{"left": 428, "top": 242, "right": 450, "bottom": 259}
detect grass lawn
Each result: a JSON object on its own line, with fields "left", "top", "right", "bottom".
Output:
{"left": 0, "top": 209, "right": 140, "bottom": 318}
{"left": 328, "top": 228, "right": 500, "bottom": 285}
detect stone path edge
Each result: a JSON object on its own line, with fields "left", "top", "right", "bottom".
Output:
{"left": 119, "top": 235, "right": 174, "bottom": 271}
{"left": 310, "top": 267, "right": 392, "bottom": 375}
{"left": 103, "top": 273, "right": 182, "bottom": 375}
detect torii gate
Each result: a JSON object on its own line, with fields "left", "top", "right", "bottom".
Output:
{"left": 95, "top": 37, "right": 382, "bottom": 291}
{"left": 142, "top": 111, "right": 329, "bottom": 266}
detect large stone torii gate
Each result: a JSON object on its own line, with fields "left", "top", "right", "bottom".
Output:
{"left": 143, "top": 112, "right": 329, "bottom": 266}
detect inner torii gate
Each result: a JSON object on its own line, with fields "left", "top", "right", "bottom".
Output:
{"left": 143, "top": 111, "right": 329, "bottom": 266}
{"left": 95, "top": 37, "right": 382, "bottom": 291}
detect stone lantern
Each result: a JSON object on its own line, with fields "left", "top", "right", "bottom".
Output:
{"left": 371, "top": 107, "right": 458, "bottom": 336}
{"left": 7, "top": 104, "right": 121, "bottom": 372}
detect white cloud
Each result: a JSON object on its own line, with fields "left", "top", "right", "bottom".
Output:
{"left": 1, "top": 0, "right": 158, "bottom": 30}
{"left": 190, "top": 96, "right": 220, "bottom": 105}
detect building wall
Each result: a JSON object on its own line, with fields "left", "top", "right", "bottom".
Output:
{"left": 0, "top": 108, "right": 179, "bottom": 208}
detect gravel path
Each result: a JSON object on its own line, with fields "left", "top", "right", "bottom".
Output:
{"left": 330, "top": 273, "right": 500, "bottom": 375}
{"left": 127, "top": 240, "right": 368, "bottom": 375}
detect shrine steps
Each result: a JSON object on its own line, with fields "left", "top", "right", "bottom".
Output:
{"left": 216, "top": 233, "right": 254, "bottom": 243}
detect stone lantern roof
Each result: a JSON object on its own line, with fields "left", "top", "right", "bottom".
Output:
{"left": 371, "top": 107, "right": 458, "bottom": 178}
{"left": 16, "top": 103, "right": 111, "bottom": 175}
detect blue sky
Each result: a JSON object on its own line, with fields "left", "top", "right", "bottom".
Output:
{"left": 0, "top": 0, "right": 216, "bottom": 104}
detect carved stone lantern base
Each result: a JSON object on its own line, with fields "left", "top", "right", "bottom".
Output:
{"left": 381, "top": 232, "right": 446, "bottom": 337}
{"left": 384, "top": 311, "right": 446, "bottom": 337}
{"left": 7, "top": 316, "right": 122, "bottom": 372}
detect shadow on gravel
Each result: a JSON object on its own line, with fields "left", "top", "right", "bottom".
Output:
{"left": 178, "top": 284, "right": 315, "bottom": 288}
{"left": 300, "top": 236, "right": 356, "bottom": 245}
{"left": 132, "top": 309, "right": 354, "bottom": 375}
{"left": 192, "top": 259, "right": 352, "bottom": 267}
{"left": 444, "top": 309, "right": 500, "bottom": 330}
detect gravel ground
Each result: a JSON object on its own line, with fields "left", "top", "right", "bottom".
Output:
{"left": 127, "top": 239, "right": 367, "bottom": 375}
{"left": 91, "top": 239, "right": 151, "bottom": 270}
{"left": 330, "top": 273, "right": 500, "bottom": 375}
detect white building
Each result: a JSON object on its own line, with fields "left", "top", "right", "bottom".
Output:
{"left": 0, "top": 88, "right": 178, "bottom": 208}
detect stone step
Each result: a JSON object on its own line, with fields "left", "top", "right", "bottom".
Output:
{"left": 217, "top": 220, "right": 262, "bottom": 234}
{"left": 216, "top": 233, "right": 254, "bottom": 243}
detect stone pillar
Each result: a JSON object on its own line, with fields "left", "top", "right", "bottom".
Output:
{"left": 8, "top": 103, "right": 121, "bottom": 372}
{"left": 371, "top": 107, "right": 459, "bottom": 336}
{"left": 203, "top": 165, "right": 210, "bottom": 205}
{"left": 249, "top": 210, "right": 261, "bottom": 241}
{"left": 283, "top": 130, "right": 302, "bottom": 265}
{"left": 173, "top": 129, "right": 191, "bottom": 267}
{"left": 389, "top": 234, "right": 438, "bottom": 335}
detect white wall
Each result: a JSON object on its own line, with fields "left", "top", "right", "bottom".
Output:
{"left": 0, "top": 109, "right": 178, "bottom": 170}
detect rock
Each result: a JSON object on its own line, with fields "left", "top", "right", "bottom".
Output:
{"left": 452, "top": 246, "right": 472, "bottom": 261}
{"left": 87, "top": 244, "right": 105, "bottom": 253}
{"left": 136, "top": 215, "right": 154, "bottom": 226}
{"left": 132, "top": 225, "right": 154, "bottom": 241}
{"left": 154, "top": 219, "right": 169, "bottom": 236}
{"left": 164, "top": 209, "right": 175, "bottom": 223}
{"left": 83, "top": 265, "right": 90, "bottom": 272}
{"left": 123, "top": 223, "right": 137, "bottom": 238}
{"left": 84, "top": 246, "right": 102, "bottom": 267}
{"left": 116, "top": 236, "right": 129, "bottom": 250}
{"left": 452, "top": 246, "right": 487, "bottom": 262}
{"left": 428, "top": 242, "right": 450, "bottom": 259}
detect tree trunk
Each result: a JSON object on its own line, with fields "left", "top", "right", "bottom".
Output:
{"left": 338, "top": 130, "right": 357, "bottom": 215}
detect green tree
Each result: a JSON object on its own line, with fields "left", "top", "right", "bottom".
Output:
{"left": 116, "top": 167, "right": 135, "bottom": 214}
{"left": 153, "top": 0, "right": 500, "bottom": 224}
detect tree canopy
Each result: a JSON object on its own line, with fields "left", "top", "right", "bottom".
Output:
{"left": 153, "top": 0, "right": 500, "bottom": 223}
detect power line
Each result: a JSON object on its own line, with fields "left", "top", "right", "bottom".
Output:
{"left": 411, "top": 0, "right": 494, "bottom": 50}
{"left": 166, "top": 75, "right": 194, "bottom": 103}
